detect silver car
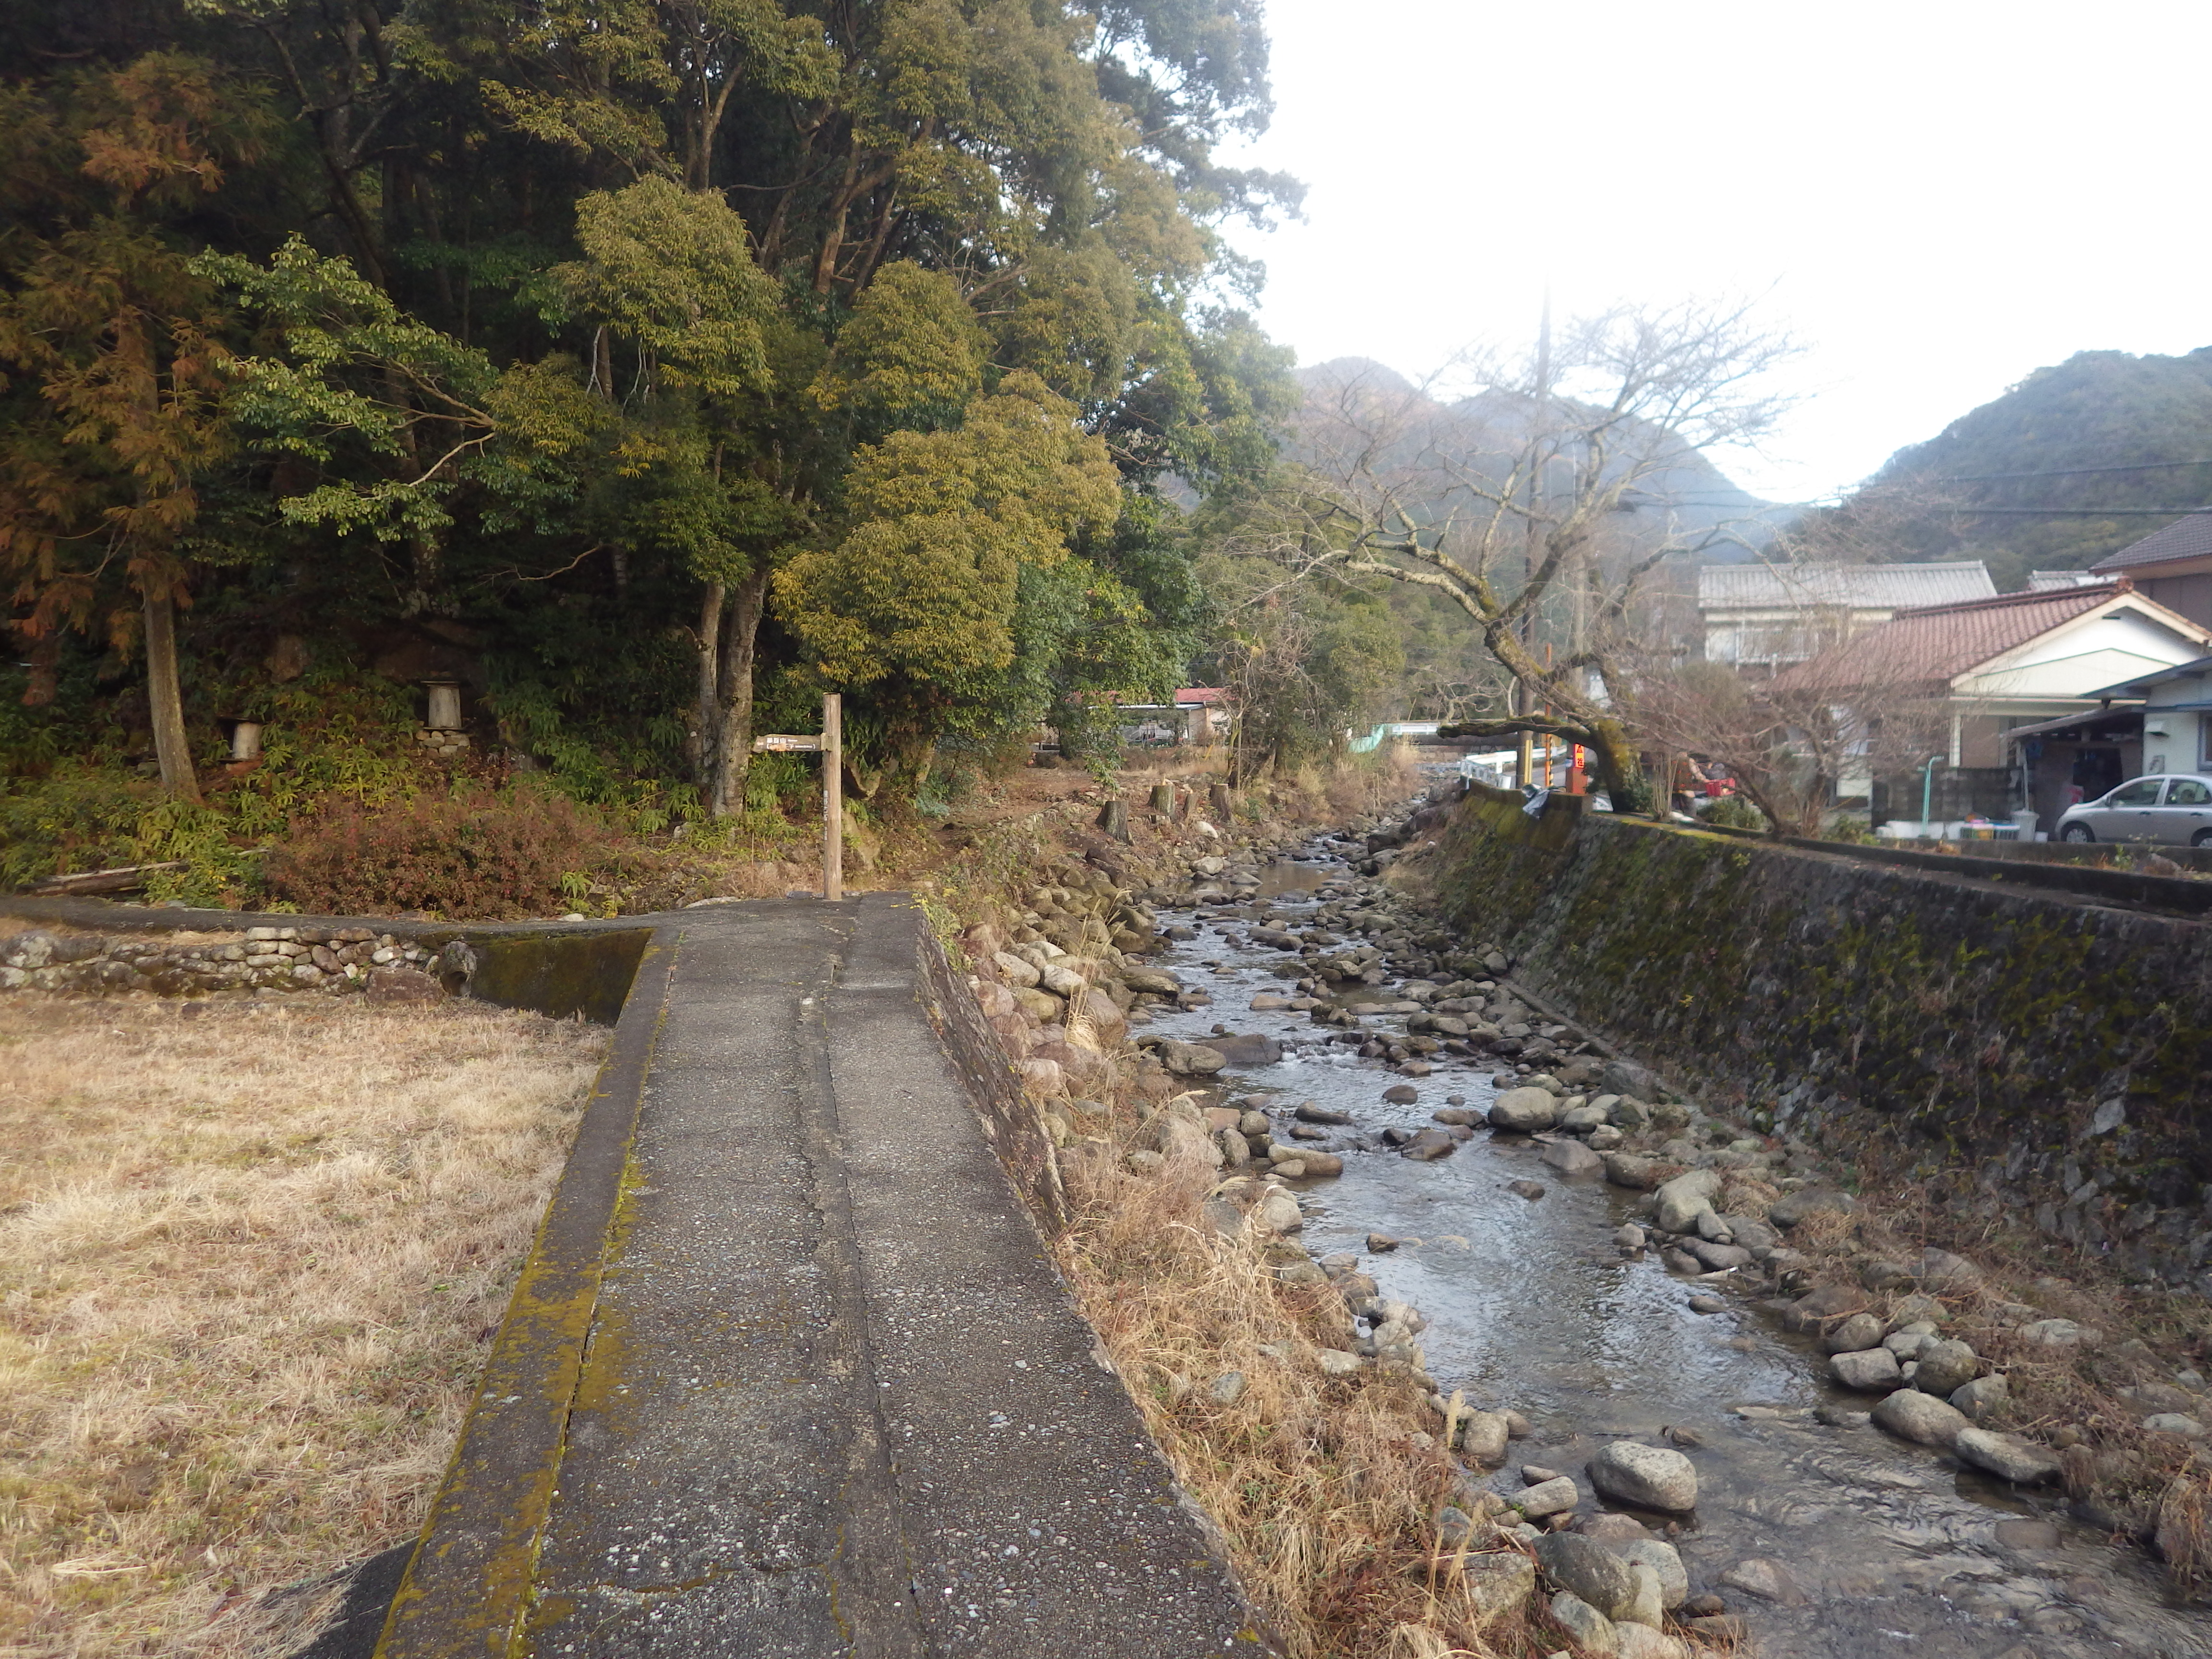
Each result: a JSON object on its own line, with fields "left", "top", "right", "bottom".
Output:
{"left": 2053, "top": 773, "right": 2212, "bottom": 844}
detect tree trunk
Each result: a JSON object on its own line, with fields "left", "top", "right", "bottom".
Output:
{"left": 1583, "top": 717, "right": 1651, "bottom": 816}
{"left": 692, "top": 579, "right": 725, "bottom": 793}
{"left": 709, "top": 569, "right": 770, "bottom": 818}
{"left": 142, "top": 587, "right": 201, "bottom": 805}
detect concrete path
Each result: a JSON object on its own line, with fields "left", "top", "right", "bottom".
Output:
{"left": 376, "top": 893, "right": 1256, "bottom": 1658}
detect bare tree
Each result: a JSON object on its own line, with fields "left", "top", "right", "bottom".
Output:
{"left": 1234, "top": 300, "right": 1798, "bottom": 811}
{"left": 1629, "top": 659, "right": 1949, "bottom": 837}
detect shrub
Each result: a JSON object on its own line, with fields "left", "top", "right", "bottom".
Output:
{"left": 265, "top": 784, "right": 614, "bottom": 919}
{"left": 1699, "top": 792, "right": 1767, "bottom": 832}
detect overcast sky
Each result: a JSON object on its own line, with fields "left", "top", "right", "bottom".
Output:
{"left": 1217, "top": 0, "right": 2212, "bottom": 504}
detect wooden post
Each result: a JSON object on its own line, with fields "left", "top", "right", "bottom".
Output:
{"left": 822, "top": 692, "right": 842, "bottom": 902}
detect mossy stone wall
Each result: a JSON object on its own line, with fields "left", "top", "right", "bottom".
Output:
{"left": 1430, "top": 787, "right": 2212, "bottom": 1272}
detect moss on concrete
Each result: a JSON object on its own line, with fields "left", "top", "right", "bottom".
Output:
{"left": 1429, "top": 787, "right": 2212, "bottom": 1254}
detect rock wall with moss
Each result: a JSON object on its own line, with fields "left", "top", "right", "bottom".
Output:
{"left": 1427, "top": 786, "right": 2212, "bottom": 1284}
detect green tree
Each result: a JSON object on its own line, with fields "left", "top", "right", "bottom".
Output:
{"left": 774, "top": 372, "right": 1122, "bottom": 791}
{"left": 0, "top": 54, "right": 271, "bottom": 803}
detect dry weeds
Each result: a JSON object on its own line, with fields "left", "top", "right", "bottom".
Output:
{"left": 1057, "top": 1156, "right": 1537, "bottom": 1659}
{"left": 0, "top": 993, "right": 606, "bottom": 1659}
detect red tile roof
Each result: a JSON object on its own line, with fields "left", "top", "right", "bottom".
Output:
{"left": 1767, "top": 583, "right": 2126, "bottom": 694}
{"left": 2091, "top": 512, "right": 2212, "bottom": 574}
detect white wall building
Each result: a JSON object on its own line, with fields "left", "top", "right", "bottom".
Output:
{"left": 1695, "top": 562, "right": 1996, "bottom": 673}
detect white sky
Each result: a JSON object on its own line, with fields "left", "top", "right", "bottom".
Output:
{"left": 1217, "top": 0, "right": 2212, "bottom": 504}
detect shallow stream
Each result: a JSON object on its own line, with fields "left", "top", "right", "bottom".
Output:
{"left": 1133, "top": 842, "right": 2202, "bottom": 1659}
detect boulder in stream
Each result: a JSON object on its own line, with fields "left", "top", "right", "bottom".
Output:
{"left": 1953, "top": 1427, "right": 2060, "bottom": 1483}
{"left": 1871, "top": 1387, "right": 1968, "bottom": 1447}
{"left": 1540, "top": 1138, "right": 1603, "bottom": 1177}
{"left": 1487, "top": 1087, "right": 1558, "bottom": 1131}
{"left": 1587, "top": 1441, "right": 1698, "bottom": 1511}
{"left": 1653, "top": 1169, "right": 1722, "bottom": 1233}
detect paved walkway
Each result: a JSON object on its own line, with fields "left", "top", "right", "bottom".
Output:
{"left": 376, "top": 894, "right": 1255, "bottom": 1657}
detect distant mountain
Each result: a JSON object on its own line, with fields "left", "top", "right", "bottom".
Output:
{"left": 1854, "top": 347, "right": 2212, "bottom": 589}
{"left": 1291, "top": 358, "right": 1784, "bottom": 563}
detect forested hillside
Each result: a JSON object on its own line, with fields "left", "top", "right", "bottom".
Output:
{"left": 0, "top": 0, "right": 1317, "bottom": 899}
{"left": 1846, "top": 347, "right": 2212, "bottom": 589}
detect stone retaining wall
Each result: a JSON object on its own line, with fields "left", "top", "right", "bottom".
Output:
{"left": 1424, "top": 787, "right": 2212, "bottom": 1290}
{"left": 0, "top": 923, "right": 454, "bottom": 998}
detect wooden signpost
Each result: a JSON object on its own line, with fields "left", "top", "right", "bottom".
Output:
{"left": 752, "top": 692, "right": 843, "bottom": 902}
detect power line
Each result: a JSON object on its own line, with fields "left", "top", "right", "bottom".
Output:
{"left": 1933, "top": 459, "right": 2212, "bottom": 483}
{"left": 1931, "top": 505, "right": 2212, "bottom": 517}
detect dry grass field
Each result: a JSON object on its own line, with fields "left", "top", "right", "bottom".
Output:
{"left": 0, "top": 993, "right": 606, "bottom": 1659}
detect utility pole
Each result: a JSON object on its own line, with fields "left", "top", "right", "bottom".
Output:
{"left": 1516, "top": 285, "right": 1551, "bottom": 791}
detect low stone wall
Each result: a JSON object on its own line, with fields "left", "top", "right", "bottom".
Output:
{"left": 0, "top": 923, "right": 452, "bottom": 997}
{"left": 0, "top": 903, "right": 656, "bottom": 1026}
{"left": 1425, "top": 786, "right": 2212, "bottom": 1288}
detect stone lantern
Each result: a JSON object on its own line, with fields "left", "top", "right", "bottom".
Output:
{"left": 228, "top": 721, "right": 264, "bottom": 762}
{"left": 417, "top": 679, "right": 470, "bottom": 759}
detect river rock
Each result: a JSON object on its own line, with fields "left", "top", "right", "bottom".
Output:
{"left": 1768, "top": 1187, "right": 1856, "bottom": 1228}
{"left": 1601, "top": 1152, "right": 1663, "bottom": 1190}
{"left": 1601, "top": 1059, "right": 1660, "bottom": 1098}
{"left": 1719, "top": 1557, "right": 1807, "bottom": 1606}
{"left": 1464, "top": 1551, "right": 1537, "bottom": 1619}
{"left": 1253, "top": 1189, "right": 1304, "bottom": 1234}
{"left": 992, "top": 950, "right": 1041, "bottom": 986}
{"left": 2018, "top": 1318, "right": 2099, "bottom": 1350}
{"left": 1872, "top": 1387, "right": 1968, "bottom": 1446}
{"left": 1916, "top": 1247, "right": 1984, "bottom": 1295}
{"left": 1913, "top": 1339, "right": 1978, "bottom": 1397}
{"left": 1204, "top": 1032, "right": 1282, "bottom": 1066}
{"left": 1147, "top": 1112, "right": 1222, "bottom": 1167}
{"left": 1588, "top": 1441, "right": 1698, "bottom": 1511}
{"left": 1653, "top": 1169, "right": 1723, "bottom": 1233}
{"left": 1120, "top": 966, "right": 1183, "bottom": 994}
{"left": 1950, "top": 1374, "right": 2009, "bottom": 1421}
{"left": 2144, "top": 1413, "right": 2207, "bottom": 1437}
{"left": 1400, "top": 1130, "right": 1457, "bottom": 1161}
{"left": 1286, "top": 1151, "right": 1343, "bottom": 1177}
{"left": 1541, "top": 1138, "right": 1604, "bottom": 1176}
{"left": 1508, "top": 1179, "right": 1547, "bottom": 1200}
{"left": 1488, "top": 1087, "right": 1558, "bottom": 1131}
{"left": 1549, "top": 1591, "right": 1617, "bottom": 1654}
{"left": 1688, "top": 1239, "right": 1752, "bottom": 1270}
{"left": 1615, "top": 1225, "right": 1647, "bottom": 1249}
{"left": 1459, "top": 1409, "right": 1511, "bottom": 1465}
{"left": 1612, "top": 1539, "right": 1688, "bottom": 1609}
{"left": 1781, "top": 1284, "right": 1866, "bottom": 1334}
{"left": 1535, "top": 1533, "right": 1639, "bottom": 1618}
{"left": 1954, "top": 1427, "right": 2060, "bottom": 1483}
{"left": 1156, "top": 1039, "right": 1227, "bottom": 1076}
{"left": 1823, "top": 1312, "right": 1887, "bottom": 1355}
{"left": 1516, "top": 1476, "right": 1580, "bottom": 1518}
{"left": 1296, "top": 1101, "right": 1354, "bottom": 1124}
{"left": 1830, "top": 1347, "right": 1904, "bottom": 1392}
{"left": 1613, "top": 1626, "right": 1686, "bottom": 1659}
{"left": 1620, "top": 1563, "right": 1665, "bottom": 1631}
